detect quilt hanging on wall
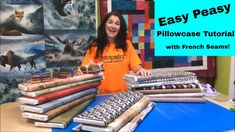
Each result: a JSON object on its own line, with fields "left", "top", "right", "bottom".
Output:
{"left": 41, "top": 0, "right": 96, "bottom": 68}
{"left": 0, "top": 0, "right": 46, "bottom": 103}
{"left": 99, "top": 0, "right": 215, "bottom": 77}
{"left": 0, "top": 0, "right": 97, "bottom": 104}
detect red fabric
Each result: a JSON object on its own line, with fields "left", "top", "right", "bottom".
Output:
{"left": 23, "top": 82, "right": 100, "bottom": 104}
{"left": 193, "top": 57, "right": 216, "bottom": 77}
{"left": 100, "top": 0, "right": 108, "bottom": 21}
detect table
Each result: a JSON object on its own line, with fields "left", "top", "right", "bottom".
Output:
{"left": 0, "top": 102, "right": 50, "bottom": 132}
{"left": 1, "top": 94, "right": 234, "bottom": 132}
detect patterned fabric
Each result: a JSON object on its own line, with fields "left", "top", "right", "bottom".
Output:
{"left": 125, "top": 71, "right": 204, "bottom": 102}
{"left": 128, "top": 83, "right": 201, "bottom": 91}
{"left": 79, "top": 96, "right": 150, "bottom": 132}
{"left": 19, "top": 73, "right": 103, "bottom": 92}
{"left": 19, "top": 82, "right": 100, "bottom": 105}
{"left": 20, "top": 88, "right": 98, "bottom": 113}
{"left": 22, "top": 93, "right": 96, "bottom": 121}
{"left": 31, "top": 70, "right": 52, "bottom": 83}
{"left": 74, "top": 91, "right": 143, "bottom": 126}
{"left": 80, "top": 62, "right": 104, "bottom": 74}
{"left": 21, "top": 77, "right": 102, "bottom": 97}
{"left": 135, "top": 88, "right": 202, "bottom": 94}
{"left": 34, "top": 98, "right": 94, "bottom": 128}
{"left": 125, "top": 71, "right": 197, "bottom": 85}
{"left": 124, "top": 71, "right": 200, "bottom": 89}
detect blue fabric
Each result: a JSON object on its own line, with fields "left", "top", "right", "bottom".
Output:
{"left": 52, "top": 95, "right": 111, "bottom": 132}
{"left": 137, "top": 101, "right": 235, "bottom": 132}
{"left": 53, "top": 95, "right": 235, "bottom": 132}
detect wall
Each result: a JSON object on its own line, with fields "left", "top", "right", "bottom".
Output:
{"left": 215, "top": 56, "right": 231, "bottom": 95}
{"left": 229, "top": 57, "right": 234, "bottom": 98}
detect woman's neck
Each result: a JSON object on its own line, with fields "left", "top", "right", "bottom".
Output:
{"left": 107, "top": 37, "right": 115, "bottom": 43}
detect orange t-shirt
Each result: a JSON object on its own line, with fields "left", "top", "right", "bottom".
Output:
{"left": 81, "top": 40, "right": 142, "bottom": 94}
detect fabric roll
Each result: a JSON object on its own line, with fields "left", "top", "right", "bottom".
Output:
{"left": 19, "top": 72, "right": 103, "bottom": 92}
{"left": 126, "top": 80, "right": 201, "bottom": 89}
{"left": 118, "top": 102, "right": 155, "bottom": 132}
{"left": 20, "top": 88, "right": 98, "bottom": 113}
{"left": 129, "top": 83, "right": 201, "bottom": 90}
{"left": 19, "top": 82, "right": 100, "bottom": 105}
{"left": 74, "top": 91, "right": 143, "bottom": 126}
{"left": 21, "top": 77, "right": 102, "bottom": 97}
{"left": 124, "top": 71, "right": 196, "bottom": 84}
{"left": 22, "top": 93, "right": 96, "bottom": 121}
{"left": 81, "top": 97, "right": 150, "bottom": 132}
{"left": 136, "top": 88, "right": 202, "bottom": 94}
{"left": 125, "top": 75, "right": 197, "bottom": 85}
{"left": 34, "top": 98, "right": 94, "bottom": 128}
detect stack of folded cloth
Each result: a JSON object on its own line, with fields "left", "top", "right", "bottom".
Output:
{"left": 52, "top": 67, "right": 71, "bottom": 78}
{"left": 52, "top": 69, "right": 60, "bottom": 78}
{"left": 18, "top": 71, "right": 104, "bottom": 128}
{"left": 59, "top": 67, "right": 69, "bottom": 78}
{"left": 73, "top": 91, "right": 155, "bottom": 132}
{"left": 124, "top": 71, "right": 205, "bottom": 102}
{"left": 80, "top": 62, "right": 104, "bottom": 74}
{"left": 31, "top": 70, "right": 52, "bottom": 83}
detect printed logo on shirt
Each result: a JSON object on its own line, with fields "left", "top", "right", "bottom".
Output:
{"left": 99, "top": 55, "right": 126, "bottom": 63}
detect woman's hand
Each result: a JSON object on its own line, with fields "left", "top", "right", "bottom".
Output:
{"left": 134, "top": 65, "right": 152, "bottom": 76}
{"left": 77, "top": 68, "right": 83, "bottom": 75}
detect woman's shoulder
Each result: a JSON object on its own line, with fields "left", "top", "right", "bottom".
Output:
{"left": 86, "top": 42, "right": 98, "bottom": 54}
{"left": 126, "top": 40, "right": 132, "bottom": 45}
{"left": 126, "top": 40, "right": 135, "bottom": 49}
{"left": 88, "top": 42, "right": 98, "bottom": 49}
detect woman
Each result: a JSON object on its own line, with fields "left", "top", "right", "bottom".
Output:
{"left": 80, "top": 11, "right": 151, "bottom": 94}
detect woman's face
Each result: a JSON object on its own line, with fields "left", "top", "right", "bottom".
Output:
{"left": 105, "top": 15, "right": 120, "bottom": 42}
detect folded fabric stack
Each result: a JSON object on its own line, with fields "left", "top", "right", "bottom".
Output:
{"left": 68, "top": 67, "right": 77, "bottom": 77}
{"left": 31, "top": 70, "right": 52, "bottom": 83}
{"left": 18, "top": 72, "right": 104, "bottom": 129}
{"left": 59, "top": 67, "right": 69, "bottom": 78}
{"left": 52, "top": 67, "right": 71, "bottom": 78}
{"left": 80, "top": 62, "right": 104, "bottom": 74}
{"left": 52, "top": 69, "right": 60, "bottom": 78}
{"left": 125, "top": 71, "right": 205, "bottom": 102}
{"left": 73, "top": 91, "right": 154, "bottom": 132}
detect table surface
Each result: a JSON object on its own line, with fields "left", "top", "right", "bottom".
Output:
{"left": 1, "top": 94, "right": 234, "bottom": 132}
